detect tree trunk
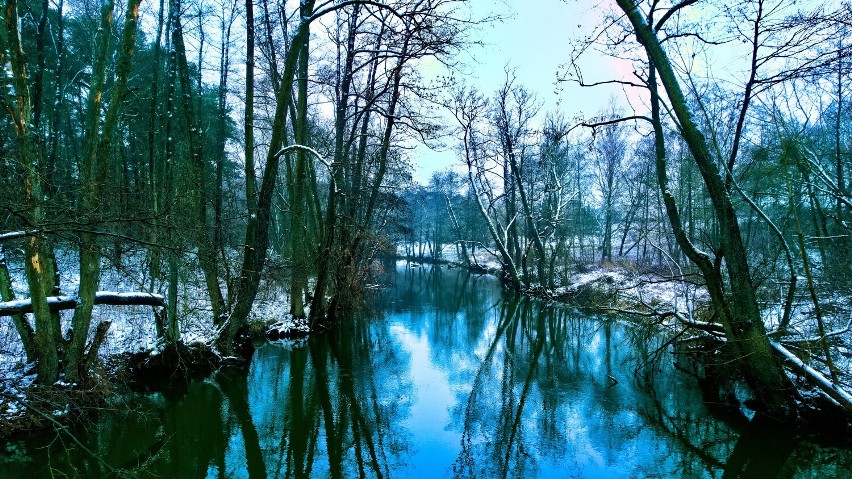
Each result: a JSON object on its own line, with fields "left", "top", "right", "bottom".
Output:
{"left": 67, "top": 0, "right": 141, "bottom": 382}
{"left": 506, "top": 140, "right": 547, "bottom": 284}
{"left": 624, "top": 0, "right": 794, "bottom": 417}
{"left": 0, "top": 245, "right": 35, "bottom": 361}
{"left": 217, "top": 1, "right": 317, "bottom": 353}
{"left": 289, "top": 20, "right": 312, "bottom": 319}
{"left": 308, "top": 8, "right": 360, "bottom": 325}
{"left": 47, "top": 0, "right": 65, "bottom": 194}
{"left": 147, "top": 0, "right": 165, "bottom": 296}
{"left": 244, "top": 0, "right": 257, "bottom": 214}
{"left": 4, "top": 0, "right": 60, "bottom": 383}
{"left": 171, "top": 0, "right": 226, "bottom": 323}
{"left": 784, "top": 161, "right": 838, "bottom": 382}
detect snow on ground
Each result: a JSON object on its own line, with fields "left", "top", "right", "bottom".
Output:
{"left": 398, "top": 242, "right": 503, "bottom": 271}
{"left": 0, "top": 245, "right": 304, "bottom": 427}
{"left": 0, "top": 246, "right": 295, "bottom": 365}
{"left": 3, "top": 242, "right": 850, "bottom": 421}
{"left": 402, "top": 244, "right": 850, "bottom": 378}
{"left": 401, "top": 243, "right": 708, "bottom": 316}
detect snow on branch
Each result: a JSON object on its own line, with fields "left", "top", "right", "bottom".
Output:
{"left": 273, "top": 144, "right": 332, "bottom": 168}
{"left": 771, "top": 341, "right": 852, "bottom": 414}
{"left": 0, "top": 291, "right": 165, "bottom": 316}
{"left": 0, "top": 231, "right": 36, "bottom": 242}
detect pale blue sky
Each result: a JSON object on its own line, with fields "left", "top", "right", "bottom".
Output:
{"left": 413, "top": 0, "right": 628, "bottom": 182}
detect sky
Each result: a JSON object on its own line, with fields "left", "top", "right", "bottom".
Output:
{"left": 411, "top": 0, "right": 629, "bottom": 183}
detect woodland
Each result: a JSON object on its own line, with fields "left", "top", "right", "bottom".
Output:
{"left": 0, "top": 0, "right": 851, "bottom": 436}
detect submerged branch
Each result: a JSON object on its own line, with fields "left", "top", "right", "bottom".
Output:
{"left": 0, "top": 391, "right": 117, "bottom": 473}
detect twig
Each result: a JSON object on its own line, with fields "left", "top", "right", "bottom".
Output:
{"left": 0, "top": 391, "right": 117, "bottom": 473}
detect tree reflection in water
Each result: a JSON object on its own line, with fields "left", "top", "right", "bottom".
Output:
{"left": 3, "top": 264, "right": 851, "bottom": 478}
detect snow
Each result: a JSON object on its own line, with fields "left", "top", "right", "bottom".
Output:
{"left": 772, "top": 341, "right": 852, "bottom": 411}
{"left": 0, "top": 231, "right": 30, "bottom": 242}
{"left": 0, "top": 246, "right": 296, "bottom": 377}
{"left": 1, "top": 241, "right": 849, "bottom": 427}
{"left": 398, "top": 242, "right": 503, "bottom": 271}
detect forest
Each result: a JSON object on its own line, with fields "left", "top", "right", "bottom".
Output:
{"left": 1, "top": 0, "right": 851, "bottom": 450}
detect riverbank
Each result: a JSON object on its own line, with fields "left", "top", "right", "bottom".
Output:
{"left": 401, "top": 253, "right": 852, "bottom": 432}
{"left": 0, "top": 246, "right": 299, "bottom": 439}
{"left": 2, "top": 252, "right": 850, "bottom": 440}
{"left": 5, "top": 263, "right": 851, "bottom": 478}
{"left": 400, "top": 253, "right": 707, "bottom": 312}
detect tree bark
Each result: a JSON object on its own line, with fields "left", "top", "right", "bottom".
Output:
{"left": 244, "top": 0, "right": 257, "bottom": 214}
{"left": 289, "top": 7, "right": 313, "bottom": 319}
{"left": 217, "top": 0, "right": 317, "bottom": 353}
{"left": 0, "top": 245, "right": 35, "bottom": 360}
{"left": 67, "top": 0, "right": 141, "bottom": 382}
{"left": 3, "top": 0, "right": 60, "bottom": 383}
{"left": 171, "top": 0, "right": 226, "bottom": 323}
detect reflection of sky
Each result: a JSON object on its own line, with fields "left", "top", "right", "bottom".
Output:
{"left": 391, "top": 322, "right": 461, "bottom": 479}
{"left": 382, "top": 266, "right": 716, "bottom": 478}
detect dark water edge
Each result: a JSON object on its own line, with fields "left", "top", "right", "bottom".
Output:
{"left": 1, "top": 264, "right": 850, "bottom": 478}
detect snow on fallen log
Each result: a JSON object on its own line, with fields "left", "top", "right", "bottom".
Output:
{"left": 0, "top": 231, "right": 36, "bottom": 242}
{"left": 771, "top": 341, "right": 852, "bottom": 413}
{"left": 0, "top": 291, "right": 165, "bottom": 316}
{"left": 675, "top": 315, "right": 726, "bottom": 335}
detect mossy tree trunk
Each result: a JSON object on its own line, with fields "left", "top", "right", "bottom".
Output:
{"left": 620, "top": 0, "right": 796, "bottom": 418}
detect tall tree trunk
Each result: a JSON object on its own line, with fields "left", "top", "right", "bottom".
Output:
{"left": 68, "top": 0, "right": 116, "bottom": 381}
{"left": 33, "top": 0, "right": 49, "bottom": 129}
{"left": 289, "top": 16, "right": 312, "bottom": 319}
{"left": 67, "top": 0, "right": 141, "bottom": 382}
{"left": 836, "top": 42, "right": 845, "bottom": 216}
{"left": 621, "top": 0, "right": 794, "bottom": 417}
{"left": 505, "top": 140, "right": 546, "bottom": 284}
{"left": 4, "top": 0, "right": 61, "bottom": 383}
{"left": 47, "top": 0, "right": 65, "bottom": 193}
{"left": 244, "top": 0, "right": 257, "bottom": 214}
{"left": 163, "top": 5, "right": 179, "bottom": 341}
{"left": 148, "top": 0, "right": 166, "bottom": 297}
{"left": 784, "top": 161, "right": 838, "bottom": 383}
{"left": 171, "top": 0, "right": 226, "bottom": 323}
{"left": 215, "top": 1, "right": 236, "bottom": 306}
{"left": 217, "top": 0, "right": 317, "bottom": 353}
{"left": 308, "top": 8, "right": 360, "bottom": 325}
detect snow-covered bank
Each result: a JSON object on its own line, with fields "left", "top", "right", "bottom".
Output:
{"left": 0, "top": 246, "right": 302, "bottom": 436}
{"left": 403, "top": 244, "right": 852, "bottom": 425}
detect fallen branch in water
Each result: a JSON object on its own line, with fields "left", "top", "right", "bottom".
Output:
{"left": 600, "top": 303, "right": 726, "bottom": 336}
{"left": 770, "top": 341, "right": 852, "bottom": 413}
{"left": 0, "top": 291, "right": 165, "bottom": 316}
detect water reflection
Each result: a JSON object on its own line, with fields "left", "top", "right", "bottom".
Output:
{"left": 2, "top": 264, "right": 850, "bottom": 478}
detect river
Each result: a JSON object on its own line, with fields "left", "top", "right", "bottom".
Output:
{"left": 1, "top": 264, "right": 849, "bottom": 478}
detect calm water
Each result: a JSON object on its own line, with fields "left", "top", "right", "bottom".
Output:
{"left": 2, "top": 265, "right": 850, "bottom": 478}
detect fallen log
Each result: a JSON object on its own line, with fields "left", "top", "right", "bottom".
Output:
{"left": 770, "top": 341, "right": 852, "bottom": 414}
{"left": 0, "top": 230, "right": 36, "bottom": 243}
{"left": 0, "top": 291, "right": 165, "bottom": 316}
